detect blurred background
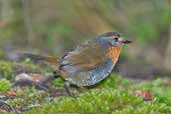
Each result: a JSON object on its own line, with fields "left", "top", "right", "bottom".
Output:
{"left": 0, "top": 0, "right": 171, "bottom": 79}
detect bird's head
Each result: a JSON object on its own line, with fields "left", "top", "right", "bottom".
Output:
{"left": 97, "top": 32, "right": 132, "bottom": 47}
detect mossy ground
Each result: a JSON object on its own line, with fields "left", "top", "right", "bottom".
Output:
{"left": 0, "top": 60, "right": 171, "bottom": 114}
{"left": 21, "top": 76, "right": 171, "bottom": 114}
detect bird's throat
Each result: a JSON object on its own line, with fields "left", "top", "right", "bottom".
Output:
{"left": 108, "top": 46, "right": 122, "bottom": 64}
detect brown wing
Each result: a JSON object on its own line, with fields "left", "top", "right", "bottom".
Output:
{"left": 60, "top": 42, "right": 107, "bottom": 74}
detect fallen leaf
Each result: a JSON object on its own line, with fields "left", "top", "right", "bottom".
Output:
{"left": 6, "top": 91, "right": 17, "bottom": 96}
{"left": 133, "top": 90, "right": 153, "bottom": 101}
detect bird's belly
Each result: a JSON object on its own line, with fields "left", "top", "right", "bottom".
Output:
{"left": 65, "top": 58, "right": 114, "bottom": 87}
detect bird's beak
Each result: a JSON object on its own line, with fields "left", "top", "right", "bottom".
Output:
{"left": 122, "top": 40, "right": 132, "bottom": 44}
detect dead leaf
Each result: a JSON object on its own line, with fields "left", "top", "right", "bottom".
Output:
{"left": 6, "top": 91, "right": 17, "bottom": 96}
{"left": 133, "top": 90, "right": 153, "bottom": 101}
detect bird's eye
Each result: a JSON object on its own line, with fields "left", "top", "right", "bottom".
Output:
{"left": 114, "top": 37, "right": 119, "bottom": 42}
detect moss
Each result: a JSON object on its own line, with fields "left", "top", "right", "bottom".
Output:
{"left": 0, "top": 66, "right": 171, "bottom": 114}
{"left": 53, "top": 78, "right": 65, "bottom": 88}
{"left": 0, "top": 60, "right": 46, "bottom": 80}
{"left": 99, "top": 73, "right": 131, "bottom": 89}
{"left": 0, "top": 61, "right": 14, "bottom": 80}
{"left": 22, "top": 89, "right": 141, "bottom": 114}
{"left": 9, "top": 88, "right": 46, "bottom": 109}
{"left": 22, "top": 87, "right": 171, "bottom": 114}
{"left": 114, "top": 102, "right": 171, "bottom": 114}
{"left": 0, "top": 79, "right": 11, "bottom": 92}
{"left": 131, "top": 78, "right": 171, "bottom": 106}
{"left": 20, "top": 74, "right": 171, "bottom": 114}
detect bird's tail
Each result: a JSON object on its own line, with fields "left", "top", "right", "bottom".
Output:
{"left": 18, "top": 52, "right": 60, "bottom": 66}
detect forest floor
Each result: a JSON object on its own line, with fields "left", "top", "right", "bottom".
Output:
{"left": 0, "top": 60, "right": 171, "bottom": 114}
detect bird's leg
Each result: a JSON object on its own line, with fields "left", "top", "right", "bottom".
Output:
{"left": 64, "top": 81, "right": 75, "bottom": 97}
{"left": 77, "top": 86, "right": 88, "bottom": 93}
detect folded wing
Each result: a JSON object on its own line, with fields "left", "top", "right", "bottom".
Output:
{"left": 60, "top": 42, "right": 107, "bottom": 74}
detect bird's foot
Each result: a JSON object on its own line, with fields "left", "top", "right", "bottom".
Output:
{"left": 64, "top": 81, "right": 77, "bottom": 97}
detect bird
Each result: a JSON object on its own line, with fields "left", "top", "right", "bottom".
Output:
{"left": 20, "top": 32, "right": 131, "bottom": 94}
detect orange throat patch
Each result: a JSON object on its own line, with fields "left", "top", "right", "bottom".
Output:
{"left": 108, "top": 46, "right": 122, "bottom": 64}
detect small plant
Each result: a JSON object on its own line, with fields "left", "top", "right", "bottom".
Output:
{"left": 0, "top": 79, "right": 11, "bottom": 92}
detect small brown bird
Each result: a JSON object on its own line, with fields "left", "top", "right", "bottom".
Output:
{"left": 22, "top": 32, "right": 131, "bottom": 92}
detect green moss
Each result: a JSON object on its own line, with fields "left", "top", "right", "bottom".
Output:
{"left": 22, "top": 87, "right": 171, "bottom": 114}
{"left": 131, "top": 78, "right": 171, "bottom": 106}
{"left": 53, "top": 78, "right": 65, "bottom": 88}
{"left": 9, "top": 88, "right": 46, "bottom": 109}
{"left": 0, "top": 61, "right": 14, "bottom": 80}
{"left": 0, "top": 60, "right": 46, "bottom": 80}
{"left": 114, "top": 102, "right": 171, "bottom": 114}
{"left": 0, "top": 64, "right": 170, "bottom": 114}
{"left": 0, "top": 79, "right": 11, "bottom": 92}
{"left": 99, "top": 73, "right": 131, "bottom": 89}
{"left": 22, "top": 89, "right": 141, "bottom": 114}
{"left": 20, "top": 74, "right": 171, "bottom": 114}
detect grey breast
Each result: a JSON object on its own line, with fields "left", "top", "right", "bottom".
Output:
{"left": 65, "top": 58, "right": 114, "bottom": 87}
